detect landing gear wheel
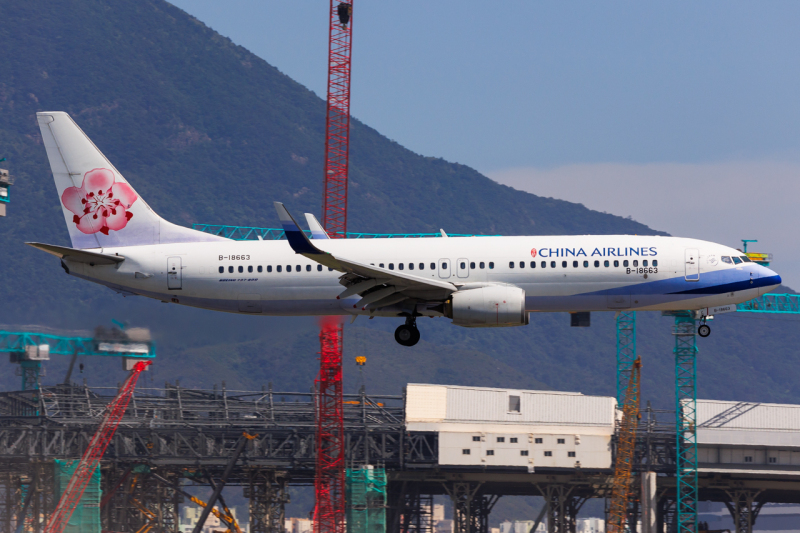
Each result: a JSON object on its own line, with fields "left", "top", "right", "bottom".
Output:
{"left": 395, "top": 324, "right": 420, "bottom": 346}
{"left": 698, "top": 324, "right": 711, "bottom": 338}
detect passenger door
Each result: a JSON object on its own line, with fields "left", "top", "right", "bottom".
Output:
{"left": 685, "top": 248, "right": 699, "bottom": 281}
{"left": 438, "top": 258, "right": 451, "bottom": 279}
{"left": 457, "top": 258, "right": 470, "bottom": 278}
{"left": 167, "top": 257, "right": 182, "bottom": 290}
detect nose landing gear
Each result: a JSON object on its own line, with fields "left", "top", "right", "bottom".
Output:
{"left": 698, "top": 321, "right": 711, "bottom": 338}
{"left": 394, "top": 316, "right": 420, "bottom": 346}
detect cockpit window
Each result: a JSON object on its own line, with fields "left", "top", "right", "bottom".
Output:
{"left": 721, "top": 256, "right": 732, "bottom": 264}
{"left": 740, "top": 256, "right": 752, "bottom": 263}
{"left": 732, "top": 256, "right": 742, "bottom": 265}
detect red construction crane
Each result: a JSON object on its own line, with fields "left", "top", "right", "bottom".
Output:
{"left": 315, "top": 3, "right": 353, "bottom": 533}
{"left": 45, "top": 361, "right": 151, "bottom": 533}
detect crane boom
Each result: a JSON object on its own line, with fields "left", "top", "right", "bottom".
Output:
{"left": 607, "top": 357, "right": 642, "bottom": 533}
{"left": 45, "top": 361, "right": 151, "bottom": 533}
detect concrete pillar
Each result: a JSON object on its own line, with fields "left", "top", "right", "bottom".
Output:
{"left": 640, "top": 472, "right": 656, "bottom": 533}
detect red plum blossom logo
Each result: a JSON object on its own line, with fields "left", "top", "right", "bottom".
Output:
{"left": 61, "top": 168, "right": 137, "bottom": 235}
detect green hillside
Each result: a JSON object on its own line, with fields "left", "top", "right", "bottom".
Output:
{"left": 0, "top": 0, "right": 797, "bottom": 425}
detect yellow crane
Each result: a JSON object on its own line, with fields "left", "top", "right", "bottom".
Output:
{"left": 607, "top": 357, "right": 642, "bottom": 533}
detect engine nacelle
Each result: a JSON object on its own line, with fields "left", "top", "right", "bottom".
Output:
{"left": 446, "top": 285, "right": 529, "bottom": 328}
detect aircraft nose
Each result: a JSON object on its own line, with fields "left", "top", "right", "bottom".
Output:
{"left": 757, "top": 265, "right": 781, "bottom": 295}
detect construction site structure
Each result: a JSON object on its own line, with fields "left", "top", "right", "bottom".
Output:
{"left": 346, "top": 466, "right": 387, "bottom": 533}
{"left": 45, "top": 360, "right": 151, "bottom": 533}
{"left": 191, "top": 224, "right": 491, "bottom": 241}
{"left": 0, "top": 166, "right": 11, "bottom": 217}
{"left": 607, "top": 358, "right": 642, "bottom": 533}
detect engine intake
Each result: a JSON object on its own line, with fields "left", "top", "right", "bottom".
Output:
{"left": 445, "top": 285, "right": 529, "bottom": 328}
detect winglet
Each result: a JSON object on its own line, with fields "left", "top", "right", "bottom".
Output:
{"left": 305, "top": 213, "right": 330, "bottom": 240}
{"left": 273, "top": 202, "right": 324, "bottom": 255}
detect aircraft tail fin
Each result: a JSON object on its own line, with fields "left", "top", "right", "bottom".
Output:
{"left": 36, "top": 112, "right": 225, "bottom": 249}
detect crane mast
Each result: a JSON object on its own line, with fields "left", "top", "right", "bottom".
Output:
{"left": 607, "top": 357, "right": 642, "bottom": 533}
{"left": 316, "top": 3, "right": 353, "bottom": 533}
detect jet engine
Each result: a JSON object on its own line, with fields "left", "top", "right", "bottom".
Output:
{"left": 445, "top": 285, "right": 529, "bottom": 327}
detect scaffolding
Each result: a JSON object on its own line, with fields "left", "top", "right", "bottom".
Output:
{"left": 615, "top": 312, "right": 637, "bottom": 405}
{"left": 53, "top": 459, "right": 101, "bottom": 533}
{"left": 672, "top": 312, "right": 698, "bottom": 533}
{"left": 346, "top": 467, "right": 387, "bottom": 533}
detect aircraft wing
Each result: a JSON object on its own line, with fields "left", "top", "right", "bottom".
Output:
{"left": 26, "top": 242, "right": 125, "bottom": 265}
{"left": 274, "top": 202, "right": 457, "bottom": 309}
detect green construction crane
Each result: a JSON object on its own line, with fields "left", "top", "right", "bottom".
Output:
{"left": 0, "top": 327, "right": 156, "bottom": 390}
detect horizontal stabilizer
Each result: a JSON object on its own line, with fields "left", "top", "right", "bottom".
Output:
{"left": 26, "top": 242, "right": 124, "bottom": 265}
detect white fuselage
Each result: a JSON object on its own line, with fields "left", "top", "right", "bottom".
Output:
{"left": 63, "top": 235, "right": 780, "bottom": 318}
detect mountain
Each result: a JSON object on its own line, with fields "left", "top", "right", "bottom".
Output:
{"left": 0, "top": 0, "right": 797, "bottom": 425}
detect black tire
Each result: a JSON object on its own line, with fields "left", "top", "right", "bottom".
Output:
{"left": 698, "top": 324, "right": 711, "bottom": 338}
{"left": 395, "top": 325, "right": 420, "bottom": 346}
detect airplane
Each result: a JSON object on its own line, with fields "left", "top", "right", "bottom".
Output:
{"left": 28, "top": 112, "right": 781, "bottom": 346}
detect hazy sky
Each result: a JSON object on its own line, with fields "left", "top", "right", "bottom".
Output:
{"left": 169, "top": 1, "right": 800, "bottom": 286}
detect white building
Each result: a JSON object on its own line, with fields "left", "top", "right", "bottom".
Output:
{"left": 406, "top": 384, "right": 616, "bottom": 471}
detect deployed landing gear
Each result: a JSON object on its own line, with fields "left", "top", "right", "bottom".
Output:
{"left": 698, "top": 324, "right": 711, "bottom": 337}
{"left": 395, "top": 317, "right": 420, "bottom": 347}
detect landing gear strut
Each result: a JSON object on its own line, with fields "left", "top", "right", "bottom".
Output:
{"left": 394, "top": 316, "right": 420, "bottom": 347}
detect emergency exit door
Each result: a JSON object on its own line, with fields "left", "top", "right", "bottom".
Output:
{"left": 168, "top": 257, "right": 182, "bottom": 289}
{"left": 685, "top": 248, "right": 699, "bottom": 281}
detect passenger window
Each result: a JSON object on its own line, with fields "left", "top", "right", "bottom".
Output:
{"left": 329, "top": 267, "right": 334, "bottom": 271}
{"left": 228, "top": 266, "right": 234, "bottom": 273}
{"left": 389, "top": 263, "right": 395, "bottom": 270}
{"left": 318, "top": 265, "right": 322, "bottom": 271}
{"left": 267, "top": 266, "right": 273, "bottom": 272}
{"left": 509, "top": 262, "right": 514, "bottom": 269}
{"left": 277, "top": 265, "right": 282, "bottom": 272}
{"left": 520, "top": 261, "right": 525, "bottom": 268}
{"left": 623, "top": 260, "right": 629, "bottom": 267}
{"left": 237, "top": 266, "right": 242, "bottom": 273}
{"left": 218, "top": 266, "right": 224, "bottom": 274}
{"left": 306, "top": 265, "right": 312, "bottom": 272}
{"left": 633, "top": 260, "right": 638, "bottom": 267}
{"left": 419, "top": 263, "right": 425, "bottom": 270}
{"left": 721, "top": 256, "right": 732, "bottom": 264}
{"left": 296, "top": 265, "right": 301, "bottom": 271}
{"left": 732, "top": 257, "right": 742, "bottom": 265}
{"left": 399, "top": 263, "right": 404, "bottom": 270}
{"left": 614, "top": 260, "right": 619, "bottom": 267}
{"left": 541, "top": 261, "right": 546, "bottom": 268}
{"left": 409, "top": 263, "right": 414, "bottom": 270}
{"left": 594, "top": 260, "right": 599, "bottom": 267}
{"left": 248, "top": 265, "right": 253, "bottom": 273}
{"left": 530, "top": 261, "right": 536, "bottom": 268}
{"left": 643, "top": 260, "right": 648, "bottom": 267}
{"left": 287, "top": 265, "right": 292, "bottom": 272}
{"left": 572, "top": 261, "right": 578, "bottom": 268}
{"left": 380, "top": 263, "right": 385, "bottom": 268}
{"left": 562, "top": 261, "right": 567, "bottom": 268}
{"left": 489, "top": 262, "right": 494, "bottom": 269}
{"left": 604, "top": 260, "right": 609, "bottom": 267}
{"left": 479, "top": 262, "right": 485, "bottom": 269}
{"left": 430, "top": 263, "right": 435, "bottom": 270}
{"left": 442, "top": 262, "right": 448, "bottom": 269}
{"left": 653, "top": 260, "right": 658, "bottom": 267}
{"left": 257, "top": 266, "right": 263, "bottom": 273}
{"left": 470, "top": 262, "right": 475, "bottom": 269}
{"left": 584, "top": 261, "right": 589, "bottom": 267}
{"left": 551, "top": 261, "right": 556, "bottom": 268}
{"left": 740, "top": 256, "right": 752, "bottom": 263}
{"left": 461, "top": 262, "right": 466, "bottom": 269}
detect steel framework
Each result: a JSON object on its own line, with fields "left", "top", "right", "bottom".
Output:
{"left": 672, "top": 312, "right": 698, "bottom": 533}
{"left": 46, "top": 360, "right": 151, "bottom": 533}
{"left": 615, "top": 312, "right": 637, "bottom": 405}
{"left": 191, "top": 224, "right": 489, "bottom": 241}
{"left": 736, "top": 293, "right": 800, "bottom": 313}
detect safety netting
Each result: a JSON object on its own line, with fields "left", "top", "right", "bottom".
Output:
{"left": 346, "top": 466, "right": 387, "bottom": 533}
{"left": 54, "top": 459, "right": 102, "bottom": 533}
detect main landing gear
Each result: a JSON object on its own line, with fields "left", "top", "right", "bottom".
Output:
{"left": 395, "top": 316, "right": 420, "bottom": 347}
